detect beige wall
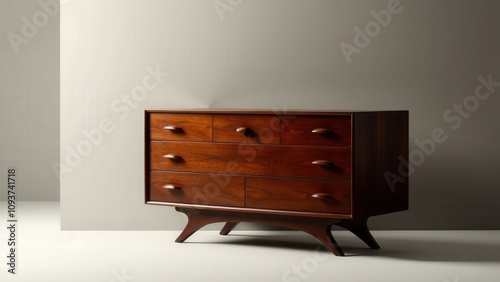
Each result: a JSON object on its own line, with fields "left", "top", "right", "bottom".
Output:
{"left": 60, "top": 0, "right": 500, "bottom": 230}
{"left": 0, "top": 0, "right": 60, "bottom": 200}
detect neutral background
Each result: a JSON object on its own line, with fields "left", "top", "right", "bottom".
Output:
{"left": 0, "top": 0, "right": 59, "bottom": 200}
{"left": 2, "top": 0, "right": 500, "bottom": 230}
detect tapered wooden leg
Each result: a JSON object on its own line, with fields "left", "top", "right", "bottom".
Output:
{"left": 174, "top": 207, "right": 347, "bottom": 255}
{"left": 220, "top": 222, "right": 239, "bottom": 235}
{"left": 336, "top": 218, "right": 380, "bottom": 249}
{"left": 175, "top": 208, "right": 220, "bottom": 242}
{"left": 301, "top": 223, "right": 344, "bottom": 256}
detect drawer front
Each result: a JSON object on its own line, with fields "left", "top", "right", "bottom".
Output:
{"left": 281, "top": 115, "right": 351, "bottom": 146}
{"left": 213, "top": 114, "right": 280, "bottom": 144}
{"left": 150, "top": 142, "right": 351, "bottom": 180}
{"left": 246, "top": 177, "right": 351, "bottom": 214}
{"left": 149, "top": 171, "right": 244, "bottom": 207}
{"left": 149, "top": 113, "right": 212, "bottom": 141}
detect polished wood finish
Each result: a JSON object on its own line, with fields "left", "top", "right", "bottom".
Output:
{"left": 149, "top": 113, "right": 212, "bottom": 141}
{"left": 281, "top": 115, "right": 352, "bottom": 146}
{"left": 352, "top": 112, "right": 409, "bottom": 218}
{"left": 213, "top": 114, "right": 280, "bottom": 144}
{"left": 219, "top": 222, "right": 239, "bottom": 235}
{"left": 149, "top": 142, "right": 351, "bottom": 180}
{"left": 149, "top": 171, "right": 244, "bottom": 207}
{"left": 175, "top": 208, "right": 345, "bottom": 256}
{"left": 245, "top": 177, "right": 351, "bottom": 214}
{"left": 145, "top": 110, "right": 409, "bottom": 256}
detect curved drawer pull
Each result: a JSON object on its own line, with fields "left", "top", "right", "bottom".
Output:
{"left": 311, "top": 128, "right": 333, "bottom": 135}
{"left": 163, "top": 184, "right": 181, "bottom": 190}
{"left": 163, "top": 154, "right": 182, "bottom": 161}
{"left": 311, "top": 160, "right": 333, "bottom": 166}
{"left": 236, "top": 127, "right": 249, "bottom": 134}
{"left": 163, "top": 125, "right": 182, "bottom": 131}
{"left": 311, "top": 193, "right": 333, "bottom": 200}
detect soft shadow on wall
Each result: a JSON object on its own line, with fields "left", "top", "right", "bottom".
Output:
{"left": 60, "top": 0, "right": 500, "bottom": 230}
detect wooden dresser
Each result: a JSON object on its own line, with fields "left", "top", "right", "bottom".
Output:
{"left": 145, "top": 109, "right": 408, "bottom": 256}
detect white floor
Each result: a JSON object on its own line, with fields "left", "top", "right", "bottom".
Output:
{"left": 0, "top": 202, "right": 499, "bottom": 282}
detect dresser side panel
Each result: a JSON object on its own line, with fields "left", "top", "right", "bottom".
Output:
{"left": 352, "top": 112, "right": 409, "bottom": 218}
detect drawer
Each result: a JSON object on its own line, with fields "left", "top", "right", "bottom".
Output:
{"left": 281, "top": 115, "right": 351, "bottom": 146}
{"left": 149, "top": 113, "right": 212, "bottom": 141}
{"left": 246, "top": 177, "right": 351, "bottom": 214}
{"left": 213, "top": 114, "right": 280, "bottom": 144}
{"left": 150, "top": 142, "right": 351, "bottom": 180}
{"left": 148, "top": 171, "right": 244, "bottom": 207}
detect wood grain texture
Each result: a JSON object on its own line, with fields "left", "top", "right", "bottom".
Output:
{"left": 281, "top": 115, "right": 352, "bottom": 146}
{"left": 149, "top": 142, "right": 351, "bottom": 180}
{"left": 219, "top": 222, "right": 239, "bottom": 235}
{"left": 213, "top": 114, "right": 280, "bottom": 144}
{"left": 147, "top": 200, "right": 353, "bottom": 219}
{"left": 352, "top": 111, "right": 409, "bottom": 218}
{"left": 246, "top": 177, "right": 351, "bottom": 214}
{"left": 149, "top": 171, "right": 244, "bottom": 207}
{"left": 175, "top": 207, "right": 345, "bottom": 256}
{"left": 149, "top": 113, "right": 212, "bottom": 141}
{"left": 144, "top": 110, "right": 409, "bottom": 256}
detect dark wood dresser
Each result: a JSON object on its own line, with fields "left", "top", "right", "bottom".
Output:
{"left": 145, "top": 109, "right": 408, "bottom": 256}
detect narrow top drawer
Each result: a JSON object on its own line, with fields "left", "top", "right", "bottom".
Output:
{"left": 213, "top": 114, "right": 280, "bottom": 144}
{"left": 148, "top": 113, "right": 212, "bottom": 141}
{"left": 281, "top": 115, "right": 351, "bottom": 146}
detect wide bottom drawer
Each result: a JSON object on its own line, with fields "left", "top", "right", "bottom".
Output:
{"left": 246, "top": 177, "right": 351, "bottom": 214}
{"left": 149, "top": 171, "right": 245, "bottom": 207}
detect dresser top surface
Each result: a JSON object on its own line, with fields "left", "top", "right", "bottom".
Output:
{"left": 146, "top": 109, "right": 408, "bottom": 115}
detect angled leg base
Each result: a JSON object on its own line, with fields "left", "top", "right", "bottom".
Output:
{"left": 175, "top": 207, "right": 346, "bottom": 255}
{"left": 220, "top": 222, "right": 239, "bottom": 235}
{"left": 335, "top": 218, "right": 380, "bottom": 249}
{"left": 175, "top": 207, "right": 381, "bottom": 255}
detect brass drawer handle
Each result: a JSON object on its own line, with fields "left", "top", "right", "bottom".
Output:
{"left": 163, "top": 154, "right": 182, "bottom": 161}
{"left": 311, "top": 128, "right": 333, "bottom": 135}
{"left": 311, "top": 193, "right": 333, "bottom": 200}
{"left": 163, "top": 125, "right": 182, "bottom": 131}
{"left": 311, "top": 160, "right": 333, "bottom": 166}
{"left": 163, "top": 184, "right": 181, "bottom": 190}
{"left": 236, "top": 127, "right": 249, "bottom": 134}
